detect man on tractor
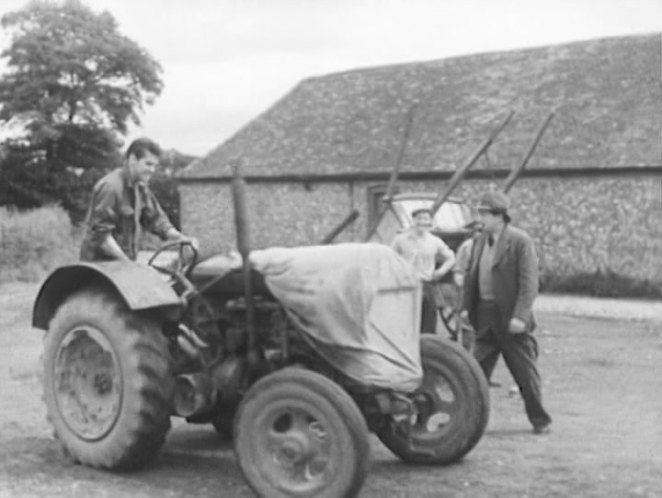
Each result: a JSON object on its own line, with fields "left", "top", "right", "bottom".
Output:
{"left": 79, "top": 137, "right": 197, "bottom": 262}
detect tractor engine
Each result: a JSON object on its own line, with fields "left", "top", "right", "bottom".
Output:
{"left": 166, "top": 291, "right": 294, "bottom": 420}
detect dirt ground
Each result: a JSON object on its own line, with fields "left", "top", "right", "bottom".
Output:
{"left": 1, "top": 281, "right": 661, "bottom": 498}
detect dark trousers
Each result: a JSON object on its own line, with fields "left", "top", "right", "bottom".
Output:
{"left": 474, "top": 300, "right": 552, "bottom": 428}
{"left": 421, "top": 282, "right": 437, "bottom": 334}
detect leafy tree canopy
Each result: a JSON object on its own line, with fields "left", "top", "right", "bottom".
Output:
{"left": 0, "top": 0, "right": 163, "bottom": 140}
{"left": 0, "top": 0, "right": 164, "bottom": 219}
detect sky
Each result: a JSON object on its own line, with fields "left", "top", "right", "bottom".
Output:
{"left": 0, "top": 0, "right": 660, "bottom": 156}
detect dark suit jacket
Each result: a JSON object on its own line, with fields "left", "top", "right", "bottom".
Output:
{"left": 462, "top": 224, "right": 539, "bottom": 332}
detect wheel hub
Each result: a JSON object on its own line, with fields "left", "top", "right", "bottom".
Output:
{"left": 259, "top": 409, "right": 331, "bottom": 488}
{"left": 53, "top": 327, "right": 122, "bottom": 440}
{"left": 415, "top": 375, "right": 455, "bottom": 432}
{"left": 390, "top": 373, "right": 456, "bottom": 442}
{"left": 277, "top": 433, "right": 311, "bottom": 464}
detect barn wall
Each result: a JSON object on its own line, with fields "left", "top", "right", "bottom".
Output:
{"left": 180, "top": 182, "right": 358, "bottom": 254}
{"left": 180, "top": 170, "right": 662, "bottom": 286}
{"left": 457, "top": 174, "right": 662, "bottom": 284}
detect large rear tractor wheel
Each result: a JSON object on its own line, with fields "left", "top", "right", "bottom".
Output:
{"left": 42, "top": 287, "right": 174, "bottom": 470}
{"left": 377, "top": 335, "right": 489, "bottom": 464}
{"left": 234, "top": 368, "right": 370, "bottom": 498}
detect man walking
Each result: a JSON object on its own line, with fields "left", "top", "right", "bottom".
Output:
{"left": 392, "top": 207, "right": 455, "bottom": 334}
{"left": 80, "top": 137, "right": 197, "bottom": 262}
{"left": 460, "top": 192, "right": 552, "bottom": 434}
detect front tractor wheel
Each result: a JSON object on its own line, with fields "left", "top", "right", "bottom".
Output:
{"left": 377, "top": 335, "right": 489, "bottom": 465}
{"left": 234, "top": 368, "right": 370, "bottom": 498}
{"left": 42, "top": 288, "right": 174, "bottom": 470}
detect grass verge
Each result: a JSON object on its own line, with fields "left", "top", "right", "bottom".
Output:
{"left": 0, "top": 205, "right": 81, "bottom": 283}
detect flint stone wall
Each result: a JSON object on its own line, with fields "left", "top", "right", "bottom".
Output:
{"left": 180, "top": 169, "right": 662, "bottom": 288}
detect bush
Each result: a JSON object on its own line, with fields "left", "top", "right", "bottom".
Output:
{"left": 540, "top": 269, "right": 662, "bottom": 299}
{"left": 0, "top": 205, "right": 81, "bottom": 282}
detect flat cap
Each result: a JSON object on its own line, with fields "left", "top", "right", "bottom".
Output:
{"left": 477, "top": 191, "right": 511, "bottom": 221}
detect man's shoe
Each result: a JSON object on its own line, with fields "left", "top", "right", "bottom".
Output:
{"left": 533, "top": 423, "right": 551, "bottom": 435}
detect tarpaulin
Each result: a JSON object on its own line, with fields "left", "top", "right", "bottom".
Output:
{"left": 250, "top": 243, "right": 423, "bottom": 392}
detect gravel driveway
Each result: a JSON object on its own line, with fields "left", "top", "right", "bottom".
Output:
{"left": 1, "top": 282, "right": 661, "bottom": 497}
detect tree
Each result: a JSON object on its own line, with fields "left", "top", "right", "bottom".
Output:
{"left": 0, "top": 0, "right": 163, "bottom": 220}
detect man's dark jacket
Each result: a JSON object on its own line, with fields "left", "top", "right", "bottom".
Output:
{"left": 462, "top": 225, "right": 539, "bottom": 332}
{"left": 79, "top": 167, "right": 172, "bottom": 261}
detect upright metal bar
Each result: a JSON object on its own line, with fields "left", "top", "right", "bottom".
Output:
{"left": 231, "top": 161, "right": 256, "bottom": 351}
{"left": 502, "top": 111, "right": 555, "bottom": 193}
{"left": 320, "top": 209, "right": 360, "bottom": 244}
{"left": 431, "top": 110, "right": 515, "bottom": 215}
{"left": 365, "top": 103, "right": 418, "bottom": 240}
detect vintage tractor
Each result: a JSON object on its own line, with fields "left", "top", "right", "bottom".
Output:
{"left": 33, "top": 167, "right": 490, "bottom": 497}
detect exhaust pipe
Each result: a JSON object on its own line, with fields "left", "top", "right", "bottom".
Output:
{"left": 173, "top": 373, "right": 217, "bottom": 418}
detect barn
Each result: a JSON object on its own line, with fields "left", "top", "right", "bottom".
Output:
{"left": 178, "top": 33, "right": 662, "bottom": 292}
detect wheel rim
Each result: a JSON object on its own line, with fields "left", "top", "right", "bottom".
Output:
{"left": 250, "top": 401, "right": 339, "bottom": 494}
{"left": 392, "top": 364, "right": 462, "bottom": 442}
{"left": 440, "top": 306, "right": 458, "bottom": 335}
{"left": 437, "top": 282, "right": 460, "bottom": 336}
{"left": 52, "top": 326, "right": 122, "bottom": 441}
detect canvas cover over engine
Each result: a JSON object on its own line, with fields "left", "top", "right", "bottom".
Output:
{"left": 250, "top": 243, "right": 423, "bottom": 392}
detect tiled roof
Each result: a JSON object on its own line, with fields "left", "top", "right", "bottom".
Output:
{"left": 181, "top": 33, "right": 661, "bottom": 179}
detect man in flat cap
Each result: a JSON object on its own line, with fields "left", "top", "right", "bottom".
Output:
{"left": 392, "top": 207, "right": 455, "bottom": 334}
{"left": 460, "top": 191, "right": 552, "bottom": 434}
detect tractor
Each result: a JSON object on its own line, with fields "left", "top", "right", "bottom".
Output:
{"left": 33, "top": 165, "right": 490, "bottom": 497}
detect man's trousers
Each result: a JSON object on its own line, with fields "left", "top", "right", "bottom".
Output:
{"left": 474, "top": 300, "right": 552, "bottom": 428}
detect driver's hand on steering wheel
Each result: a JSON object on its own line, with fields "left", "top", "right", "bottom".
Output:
{"left": 166, "top": 228, "right": 200, "bottom": 252}
{"left": 178, "top": 235, "right": 200, "bottom": 252}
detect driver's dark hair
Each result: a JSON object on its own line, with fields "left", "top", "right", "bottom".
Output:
{"left": 125, "top": 137, "right": 162, "bottom": 160}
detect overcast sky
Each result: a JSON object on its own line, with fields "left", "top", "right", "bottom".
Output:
{"left": 0, "top": 0, "right": 660, "bottom": 156}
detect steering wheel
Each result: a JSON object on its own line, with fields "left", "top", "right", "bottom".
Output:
{"left": 147, "top": 240, "right": 199, "bottom": 277}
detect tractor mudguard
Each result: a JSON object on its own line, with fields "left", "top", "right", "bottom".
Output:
{"left": 33, "top": 261, "right": 182, "bottom": 330}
